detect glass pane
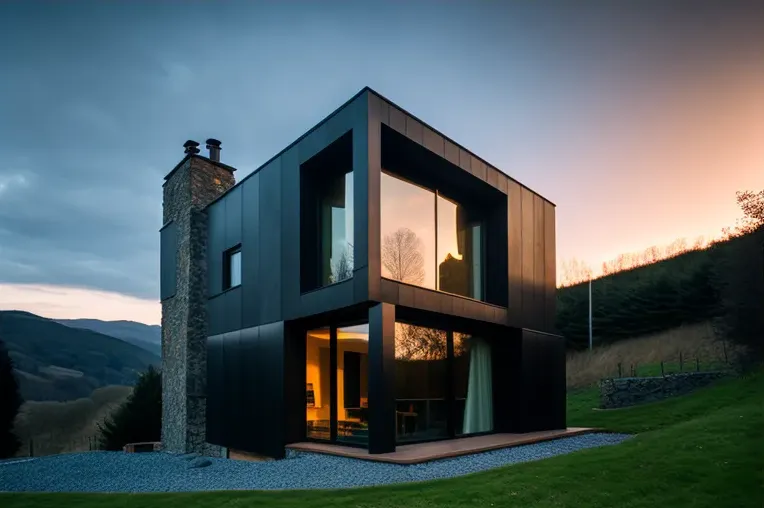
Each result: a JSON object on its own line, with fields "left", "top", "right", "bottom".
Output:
{"left": 380, "top": 172, "right": 436, "bottom": 289}
{"left": 437, "top": 195, "right": 482, "bottom": 300}
{"left": 394, "top": 323, "right": 448, "bottom": 443}
{"left": 336, "top": 323, "right": 369, "bottom": 445}
{"left": 229, "top": 251, "right": 242, "bottom": 287}
{"left": 453, "top": 333, "right": 493, "bottom": 435}
{"left": 306, "top": 327, "right": 331, "bottom": 440}
{"left": 321, "top": 171, "right": 354, "bottom": 286}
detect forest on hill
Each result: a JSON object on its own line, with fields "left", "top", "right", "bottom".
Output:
{"left": 557, "top": 190, "right": 764, "bottom": 357}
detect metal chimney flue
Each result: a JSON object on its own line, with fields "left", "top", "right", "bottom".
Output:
{"left": 206, "top": 138, "right": 222, "bottom": 162}
{"left": 183, "top": 140, "right": 200, "bottom": 155}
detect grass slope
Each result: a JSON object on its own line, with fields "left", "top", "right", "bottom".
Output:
{"left": 2, "top": 370, "right": 762, "bottom": 507}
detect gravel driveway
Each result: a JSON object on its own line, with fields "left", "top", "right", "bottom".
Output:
{"left": 0, "top": 433, "right": 630, "bottom": 492}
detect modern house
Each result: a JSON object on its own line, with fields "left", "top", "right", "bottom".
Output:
{"left": 160, "top": 87, "right": 565, "bottom": 460}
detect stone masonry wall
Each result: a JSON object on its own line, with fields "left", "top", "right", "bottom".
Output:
{"left": 161, "top": 155, "right": 235, "bottom": 456}
{"left": 599, "top": 371, "right": 729, "bottom": 409}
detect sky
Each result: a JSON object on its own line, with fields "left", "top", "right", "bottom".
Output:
{"left": 0, "top": 0, "right": 762, "bottom": 325}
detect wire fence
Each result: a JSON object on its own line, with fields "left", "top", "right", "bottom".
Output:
{"left": 16, "top": 433, "right": 100, "bottom": 458}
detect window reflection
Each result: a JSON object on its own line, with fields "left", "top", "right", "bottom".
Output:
{"left": 321, "top": 171, "right": 354, "bottom": 285}
{"left": 380, "top": 171, "right": 483, "bottom": 300}
{"left": 380, "top": 172, "right": 435, "bottom": 289}
{"left": 336, "top": 324, "right": 369, "bottom": 445}
{"left": 437, "top": 195, "right": 482, "bottom": 299}
{"left": 394, "top": 323, "right": 448, "bottom": 443}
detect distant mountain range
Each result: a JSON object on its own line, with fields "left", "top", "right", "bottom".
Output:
{"left": 0, "top": 311, "right": 160, "bottom": 401}
{"left": 57, "top": 318, "right": 161, "bottom": 357}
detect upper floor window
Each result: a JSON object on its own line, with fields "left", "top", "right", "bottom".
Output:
{"left": 223, "top": 246, "right": 241, "bottom": 290}
{"left": 380, "top": 171, "right": 484, "bottom": 301}
{"left": 300, "top": 132, "right": 354, "bottom": 292}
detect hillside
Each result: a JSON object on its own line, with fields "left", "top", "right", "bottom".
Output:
{"left": 57, "top": 318, "right": 161, "bottom": 357}
{"left": 13, "top": 385, "right": 133, "bottom": 456}
{"left": 0, "top": 310, "right": 160, "bottom": 401}
{"left": 557, "top": 228, "right": 764, "bottom": 351}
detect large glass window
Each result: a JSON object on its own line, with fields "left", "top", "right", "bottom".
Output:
{"left": 305, "top": 327, "right": 331, "bottom": 440}
{"left": 300, "top": 132, "right": 354, "bottom": 292}
{"left": 380, "top": 172, "right": 435, "bottom": 288}
{"left": 437, "top": 196, "right": 483, "bottom": 299}
{"left": 381, "top": 171, "right": 483, "bottom": 300}
{"left": 394, "top": 323, "right": 449, "bottom": 443}
{"left": 321, "top": 171, "right": 354, "bottom": 285}
{"left": 336, "top": 324, "right": 369, "bottom": 445}
{"left": 453, "top": 333, "right": 493, "bottom": 435}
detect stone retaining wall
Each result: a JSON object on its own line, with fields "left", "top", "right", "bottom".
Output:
{"left": 599, "top": 371, "right": 729, "bottom": 409}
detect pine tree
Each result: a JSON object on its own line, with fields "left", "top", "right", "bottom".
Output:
{"left": 98, "top": 365, "right": 162, "bottom": 451}
{"left": 0, "top": 339, "right": 23, "bottom": 458}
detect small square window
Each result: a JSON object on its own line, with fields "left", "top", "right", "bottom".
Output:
{"left": 223, "top": 247, "right": 241, "bottom": 290}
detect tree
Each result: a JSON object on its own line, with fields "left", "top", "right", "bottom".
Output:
{"left": 722, "top": 190, "right": 764, "bottom": 238}
{"left": 559, "top": 258, "right": 592, "bottom": 287}
{"left": 0, "top": 339, "right": 22, "bottom": 458}
{"left": 98, "top": 366, "right": 161, "bottom": 451}
{"left": 382, "top": 227, "right": 425, "bottom": 285}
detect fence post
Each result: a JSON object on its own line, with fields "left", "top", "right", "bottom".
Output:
{"left": 696, "top": 358, "right": 700, "bottom": 372}
{"left": 722, "top": 340, "right": 728, "bottom": 364}
{"left": 660, "top": 361, "right": 665, "bottom": 377}
{"left": 29, "top": 438, "right": 33, "bottom": 458}
{"left": 679, "top": 352, "right": 683, "bottom": 372}
{"left": 618, "top": 363, "right": 622, "bottom": 378}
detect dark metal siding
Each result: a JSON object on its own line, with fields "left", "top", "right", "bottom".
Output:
{"left": 159, "top": 221, "right": 177, "bottom": 301}
{"left": 367, "top": 91, "right": 557, "bottom": 332}
{"left": 241, "top": 173, "right": 260, "bottom": 329}
{"left": 258, "top": 160, "right": 283, "bottom": 324}
{"left": 519, "top": 329, "right": 566, "bottom": 431}
{"left": 206, "top": 322, "right": 287, "bottom": 458}
{"left": 207, "top": 200, "right": 225, "bottom": 297}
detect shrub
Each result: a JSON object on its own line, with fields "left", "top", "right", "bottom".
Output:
{"left": 97, "top": 366, "right": 161, "bottom": 451}
{"left": 0, "top": 339, "right": 23, "bottom": 458}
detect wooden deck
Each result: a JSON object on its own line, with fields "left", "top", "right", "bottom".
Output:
{"left": 287, "top": 427, "right": 596, "bottom": 464}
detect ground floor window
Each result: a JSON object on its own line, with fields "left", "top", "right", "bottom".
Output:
{"left": 306, "top": 318, "right": 493, "bottom": 448}
{"left": 305, "top": 323, "right": 369, "bottom": 446}
{"left": 395, "top": 324, "right": 493, "bottom": 443}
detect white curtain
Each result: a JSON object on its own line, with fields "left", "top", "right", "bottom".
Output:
{"left": 462, "top": 337, "right": 493, "bottom": 434}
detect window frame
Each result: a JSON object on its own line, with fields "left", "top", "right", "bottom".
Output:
{"left": 380, "top": 169, "right": 487, "bottom": 302}
{"left": 222, "top": 244, "right": 242, "bottom": 291}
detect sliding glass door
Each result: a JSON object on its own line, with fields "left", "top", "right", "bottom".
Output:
{"left": 306, "top": 323, "right": 370, "bottom": 447}
{"left": 394, "top": 323, "right": 493, "bottom": 444}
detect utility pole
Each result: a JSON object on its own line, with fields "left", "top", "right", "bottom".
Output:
{"left": 588, "top": 278, "right": 593, "bottom": 351}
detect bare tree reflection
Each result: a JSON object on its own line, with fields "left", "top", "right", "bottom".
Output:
{"left": 382, "top": 228, "right": 425, "bottom": 285}
{"left": 394, "top": 323, "right": 446, "bottom": 360}
{"left": 330, "top": 242, "right": 354, "bottom": 283}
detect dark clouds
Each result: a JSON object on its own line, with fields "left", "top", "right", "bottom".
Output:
{"left": 0, "top": 0, "right": 761, "bottom": 301}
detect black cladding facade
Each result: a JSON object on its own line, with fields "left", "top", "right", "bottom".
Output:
{"left": 173, "top": 88, "right": 565, "bottom": 459}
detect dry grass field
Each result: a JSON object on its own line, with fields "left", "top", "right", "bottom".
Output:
{"left": 13, "top": 385, "right": 132, "bottom": 457}
{"left": 565, "top": 321, "right": 736, "bottom": 389}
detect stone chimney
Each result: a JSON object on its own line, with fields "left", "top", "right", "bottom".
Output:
{"left": 161, "top": 140, "right": 236, "bottom": 456}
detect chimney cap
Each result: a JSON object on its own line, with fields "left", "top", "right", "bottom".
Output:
{"left": 183, "top": 140, "right": 200, "bottom": 154}
{"left": 205, "top": 138, "right": 222, "bottom": 148}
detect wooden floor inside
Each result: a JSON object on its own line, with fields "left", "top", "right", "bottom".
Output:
{"left": 287, "top": 427, "right": 596, "bottom": 464}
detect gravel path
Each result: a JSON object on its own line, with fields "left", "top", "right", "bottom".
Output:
{"left": 0, "top": 433, "right": 630, "bottom": 492}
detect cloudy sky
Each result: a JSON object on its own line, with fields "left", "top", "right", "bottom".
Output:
{"left": 0, "top": 0, "right": 762, "bottom": 325}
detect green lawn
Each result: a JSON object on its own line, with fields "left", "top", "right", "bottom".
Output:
{"left": 3, "top": 370, "right": 763, "bottom": 508}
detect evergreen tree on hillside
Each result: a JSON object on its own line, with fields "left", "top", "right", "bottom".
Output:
{"left": 98, "top": 366, "right": 161, "bottom": 451}
{"left": 0, "top": 339, "right": 23, "bottom": 458}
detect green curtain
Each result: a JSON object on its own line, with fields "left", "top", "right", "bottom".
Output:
{"left": 463, "top": 337, "right": 493, "bottom": 434}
